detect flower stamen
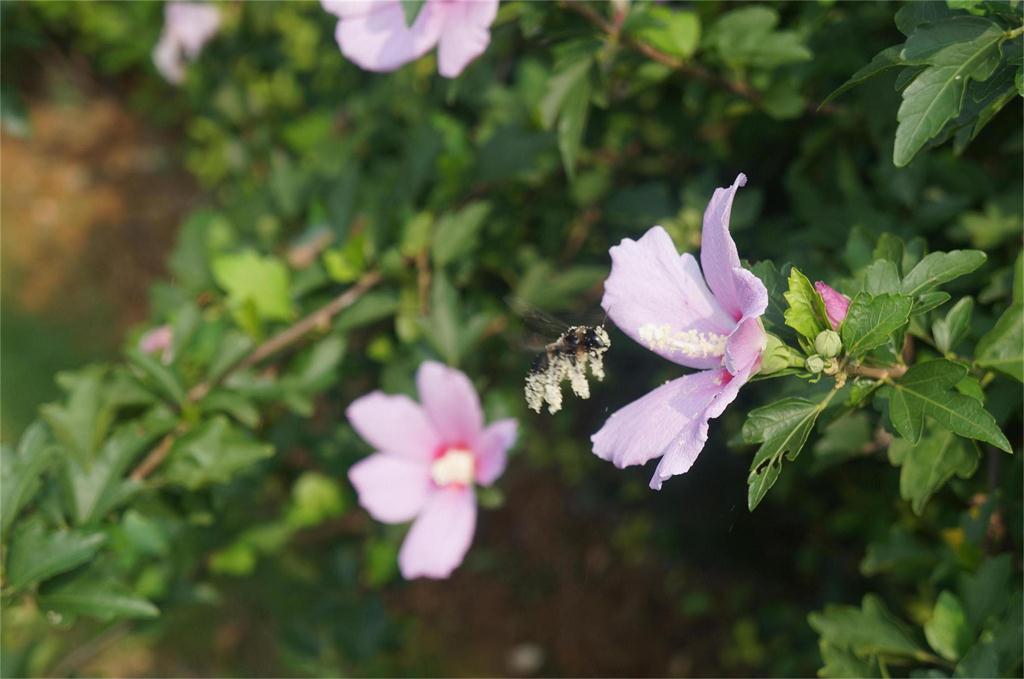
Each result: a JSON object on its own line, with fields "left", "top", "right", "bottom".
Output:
{"left": 638, "top": 323, "right": 727, "bottom": 359}
{"left": 430, "top": 448, "right": 476, "bottom": 487}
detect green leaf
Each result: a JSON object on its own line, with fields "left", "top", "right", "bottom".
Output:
{"left": 975, "top": 303, "right": 1023, "bottom": 382}
{"left": 61, "top": 408, "right": 176, "bottom": 526}
{"left": 212, "top": 250, "right": 295, "bottom": 322}
{"left": 334, "top": 291, "right": 400, "bottom": 332}
{"left": 809, "top": 594, "right": 928, "bottom": 661}
{"left": 742, "top": 397, "right": 819, "bottom": 443}
{"left": 895, "top": 1, "right": 956, "bottom": 37}
{"left": 539, "top": 58, "right": 592, "bottom": 130}
{"left": 893, "top": 20, "right": 1005, "bottom": 166}
{"left": 399, "top": 0, "right": 426, "bottom": 27}
{"left": 873, "top": 233, "right": 905, "bottom": 270}
{"left": 1, "top": 423, "right": 55, "bottom": 538}
{"left": 539, "top": 57, "right": 593, "bottom": 181}
{"left": 39, "top": 573, "right": 159, "bottom": 621}
{"left": 859, "top": 526, "right": 937, "bottom": 577}
{"left": 958, "top": 555, "right": 1012, "bottom": 632}
{"left": 903, "top": 16, "right": 1003, "bottom": 62}
{"left": 323, "top": 234, "right": 367, "bottom": 284}
{"left": 880, "top": 359, "right": 1011, "bottom": 451}
{"left": 746, "top": 393, "right": 833, "bottom": 510}
{"left": 913, "top": 291, "right": 952, "bottom": 316}
{"left": 924, "top": 591, "right": 972, "bottom": 661}
{"left": 557, "top": 68, "right": 591, "bottom": 181}
{"left": 841, "top": 293, "right": 914, "bottom": 357}
{"left": 932, "top": 296, "right": 974, "bottom": 354}
{"left": 706, "top": 6, "right": 812, "bottom": 69}
{"left": 420, "top": 271, "right": 461, "bottom": 365}
{"left": 822, "top": 45, "right": 905, "bottom": 106}
{"left": 783, "top": 267, "right": 831, "bottom": 342}
{"left": 628, "top": 7, "right": 701, "bottom": 60}
{"left": 200, "top": 390, "right": 261, "bottom": 428}
{"left": 163, "top": 417, "right": 274, "bottom": 490}
{"left": 126, "top": 348, "right": 187, "bottom": 406}
{"left": 816, "top": 640, "right": 877, "bottom": 678}
{"left": 900, "top": 250, "right": 987, "bottom": 296}
{"left": 40, "top": 367, "right": 114, "bottom": 464}
{"left": 432, "top": 201, "right": 492, "bottom": 267}
{"left": 5, "top": 520, "right": 106, "bottom": 591}
{"left": 888, "top": 427, "right": 979, "bottom": 515}
{"left": 864, "top": 259, "right": 902, "bottom": 295}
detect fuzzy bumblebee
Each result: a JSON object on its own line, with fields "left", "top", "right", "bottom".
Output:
{"left": 524, "top": 325, "right": 611, "bottom": 414}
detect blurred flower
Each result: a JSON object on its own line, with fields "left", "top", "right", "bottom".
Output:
{"left": 591, "top": 174, "right": 768, "bottom": 490}
{"left": 153, "top": 2, "right": 221, "bottom": 85}
{"left": 814, "top": 281, "right": 850, "bottom": 330}
{"left": 321, "top": 0, "right": 498, "bottom": 78}
{"left": 347, "top": 361, "right": 516, "bottom": 578}
{"left": 139, "top": 324, "right": 173, "bottom": 364}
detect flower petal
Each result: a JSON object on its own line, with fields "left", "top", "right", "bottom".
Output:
{"left": 733, "top": 266, "right": 769, "bottom": 321}
{"left": 724, "top": 317, "right": 766, "bottom": 376}
{"left": 591, "top": 369, "right": 725, "bottom": 470}
{"left": 332, "top": 0, "right": 444, "bottom": 73}
{"left": 435, "top": 0, "right": 498, "bottom": 78}
{"left": 649, "top": 366, "right": 752, "bottom": 489}
{"left": 700, "top": 173, "right": 749, "bottom": 319}
{"left": 602, "top": 226, "right": 735, "bottom": 369}
{"left": 416, "top": 361, "right": 484, "bottom": 445}
{"left": 346, "top": 392, "right": 439, "bottom": 459}
{"left": 349, "top": 453, "right": 432, "bottom": 523}
{"left": 166, "top": 2, "right": 221, "bottom": 58}
{"left": 398, "top": 486, "right": 477, "bottom": 579}
{"left": 153, "top": 32, "right": 184, "bottom": 84}
{"left": 815, "top": 281, "right": 851, "bottom": 330}
{"left": 473, "top": 418, "right": 516, "bottom": 485}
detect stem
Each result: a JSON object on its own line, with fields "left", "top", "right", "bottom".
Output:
{"left": 129, "top": 272, "right": 382, "bottom": 481}
{"left": 47, "top": 622, "right": 130, "bottom": 678}
{"left": 846, "top": 363, "right": 908, "bottom": 380}
{"left": 564, "top": 1, "right": 841, "bottom": 115}
{"left": 1006, "top": 25, "right": 1024, "bottom": 40}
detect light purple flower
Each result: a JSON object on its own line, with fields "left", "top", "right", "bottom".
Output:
{"left": 347, "top": 361, "right": 516, "bottom": 579}
{"left": 153, "top": 2, "right": 221, "bottom": 85}
{"left": 321, "top": 0, "right": 498, "bottom": 78}
{"left": 814, "top": 281, "right": 850, "bottom": 330}
{"left": 139, "top": 325, "right": 174, "bottom": 364}
{"left": 591, "top": 174, "right": 768, "bottom": 490}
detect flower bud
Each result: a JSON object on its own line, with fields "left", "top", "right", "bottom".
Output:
{"left": 814, "top": 281, "right": 851, "bottom": 330}
{"left": 814, "top": 330, "right": 842, "bottom": 358}
{"left": 805, "top": 354, "right": 825, "bottom": 374}
{"left": 757, "top": 333, "right": 805, "bottom": 375}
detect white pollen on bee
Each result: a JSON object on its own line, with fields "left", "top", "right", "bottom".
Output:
{"left": 430, "top": 448, "right": 476, "bottom": 487}
{"left": 638, "top": 323, "right": 727, "bottom": 359}
{"left": 525, "top": 326, "right": 611, "bottom": 415}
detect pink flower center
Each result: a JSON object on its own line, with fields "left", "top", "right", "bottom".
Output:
{"left": 430, "top": 447, "right": 475, "bottom": 488}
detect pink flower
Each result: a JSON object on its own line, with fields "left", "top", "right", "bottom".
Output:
{"left": 347, "top": 361, "right": 517, "bottom": 579}
{"left": 153, "top": 2, "right": 221, "bottom": 85}
{"left": 139, "top": 325, "right": 174, "bottom": 364}
{"left": 814, "top": 281, "right": 850, "bottom": 330}
{"left": 321, "top": 0, "right": 498, "bottom": 78}
{"left": 591, "top": 174, "right": 768, "bottom": 490}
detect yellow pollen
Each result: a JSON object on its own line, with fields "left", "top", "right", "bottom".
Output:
{"left": 638, "top": 323, "right": 727, "bottom": 359}
{"left": 430, "top": 448, "right": 475, "bottom": 487}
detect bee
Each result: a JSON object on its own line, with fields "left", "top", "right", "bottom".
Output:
{"left": 525, "top": 324, "right": 611, "bottom": 414}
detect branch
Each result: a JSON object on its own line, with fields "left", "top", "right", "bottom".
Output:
{"left": 129, "top": 271, "right": 382, "bottom": 482}
{"left": 846, "top": 363, "right": 908, "bottom": 380}
{"left": 564, "top": 1, "right": 840, "bottom": 116}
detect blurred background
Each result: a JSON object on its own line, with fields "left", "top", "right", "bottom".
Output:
{"left": 1, "top": 1, "right": 1021, "bottom": 677}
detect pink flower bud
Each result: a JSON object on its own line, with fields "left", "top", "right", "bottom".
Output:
{"left": 814, "top": 281, "right": 850, "bottom": 330}
{"left": 139, "top": 325, "right": 173, "bottom": 363}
